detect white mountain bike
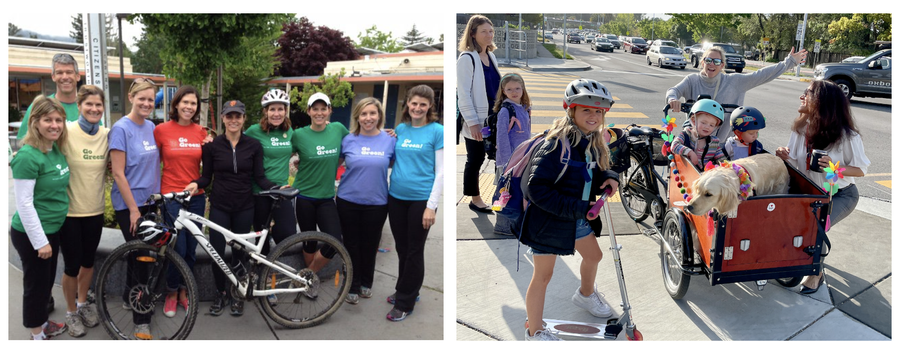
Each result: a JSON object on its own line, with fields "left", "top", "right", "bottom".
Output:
{"left": 94, "top": 189, "right": 352, "bottom": 340}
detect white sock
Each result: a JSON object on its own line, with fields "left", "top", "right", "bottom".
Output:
{"left": 77, "top": 301, "right": 87, "bottom": 309}
{"left": 67, "top": 311, "right": 77, "bottom": 316}
{"left": 32, "top": 331, "right": 46, "bottom": 340}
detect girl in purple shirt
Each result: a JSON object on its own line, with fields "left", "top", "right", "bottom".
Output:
{"left": 493, "top": 73, "right": 532, "bottom": 235}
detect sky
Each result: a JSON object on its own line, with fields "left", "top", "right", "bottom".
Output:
{"left": 9, "top": 13, "right": 444, "bottom": 52}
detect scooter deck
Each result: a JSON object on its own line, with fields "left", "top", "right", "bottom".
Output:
{"left": 542, "top": 318, "right": 623, "bottom": 340}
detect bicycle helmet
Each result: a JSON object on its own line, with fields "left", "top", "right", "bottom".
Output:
{"left": 689, "top": 99, "right": 725, "bottom": 124}
{"left": 261, "top": 89, "right": 290, "bottom": 107}
{"left": 136, "top": 214, "right": 173, "bottom": 248}
{"left": 730, "top": 106, "right": 766, "bottom": 132}
{"left": 563, "top": 79, "right": 614, "bottom": 111}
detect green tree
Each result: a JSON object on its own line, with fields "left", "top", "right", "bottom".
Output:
{"left": 289, "top": 68, "right": 355, "bottom": 113}
{"left": 9, "top": 23, "right": 22, "bottom": 36}
{"left": 135, "top": 13, "right": 293, "bottom": 127}
{"left": 356, "top": 25, "right": 403, "bottom": 52}
{"left": 401, "top": 24, "right": 426, "bottom": 45}
{"left": 669, "top": 13, "right": 749, "bottom": 42}
{"left": 130, "top": 31, "right": 166, "bottom": 74}
{"left": 70, "top": 14, "right": 131, "bottom": 57}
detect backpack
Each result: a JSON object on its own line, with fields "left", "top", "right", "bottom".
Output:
{"left": 482, "top": 101, "right": 517, "bottom": 161}
{"left": 491, "top": 130, "right": 571, "bottom": 237}
{"left": 455, "top": 53, "right": 476, "bottom": 145}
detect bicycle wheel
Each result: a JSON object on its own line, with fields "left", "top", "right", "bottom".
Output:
{"left": 660, "top": 211, "right": 690, "bottom": 299}
{"left": 257, "top": 231, "right": 352, "bottom": 329}
{"left": 775, "top": 277, "right": 803, "bottom": 288}
{"left": 95, "top": 240, "right": 198, "bottom": 340}
{"left": 620, "top": 154, "right": 651, "bottom": 222}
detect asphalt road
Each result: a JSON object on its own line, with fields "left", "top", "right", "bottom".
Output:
{"left": 548, "top": 35, "right": 892, "bottom": 202}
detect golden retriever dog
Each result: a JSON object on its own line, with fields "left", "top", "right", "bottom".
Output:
{"left": 685, "top": 153, "right": 789, "bottom": 218}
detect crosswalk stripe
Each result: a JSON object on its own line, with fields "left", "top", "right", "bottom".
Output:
{"left": 531, "top": 110, "right": 648, "bottom": 118}
{"left": 531, "top": 123, "right": 658, "bottom": 133}
{"left": 531, "top": 100, "right": 632, "bottom": 109}
{"left": 528, "top": 93, "right": 621, "bottom": 101}
{"left": 524, "top": 82, "right": 570, "bottom": 88}
{"left": 876, "top": 180, "right": 891, "bottom": 189}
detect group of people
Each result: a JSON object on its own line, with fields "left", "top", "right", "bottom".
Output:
{"left": 11, "top": 52, "right": 443, "bottom": 340}
{"left": 457, "top": 14, "right": 870, "bottom": 341}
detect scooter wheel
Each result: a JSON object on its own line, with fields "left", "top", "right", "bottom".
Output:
{"left": 627, "top": 328, "right": 643, "bottom": 341}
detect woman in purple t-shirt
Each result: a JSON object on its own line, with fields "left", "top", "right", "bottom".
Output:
{"left": 336, "top": 97, "right": 396, "bottom": 304}
{"left": 108, "top": 78, "right": 160, "bottom": 339}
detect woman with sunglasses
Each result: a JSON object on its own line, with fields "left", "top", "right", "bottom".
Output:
{"left": 109, "top": 77, "right": 160, "bottom": 339}
{"left": 775, "top": 80, "right": 869, "bottom": 295}
{"left": 666, "top": 46, "right": 808, "bottom": 140}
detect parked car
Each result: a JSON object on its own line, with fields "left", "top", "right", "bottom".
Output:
{"left": 744, "top": 50, "right": 760, "bottom": 60}
{"left": 591, "top": 37, "right": 615, "bottom": 52}
{"left": 567, "top": 33, "right": 582, "bottom": 44}
{"left": 623, "top": 37, "right": 648, "bottom": 54}
{"left": 552, "top": 29, "right": 559, "bottom": 34}
{"left": 814, "top": 49, "right": 891, "bottom": 100}
{"left": 841, "top": 56, "right": 865, "bottom": 63}
{"left": 648, "top": 44, "right": 686, "bottom": 69}
{"left": 9, "top": 121, "right": 22, "bottom": 153}
{"left": 685, "top": 44, "right": 702, "bottom": 55}
{"left": 691, "top": 42, "right": 745, "bottom": 73}
{"left": 602, "top": 34, "right": 621, "bottom": 49}
{"left": 584, "top": 34, "right": 595, "bottom": 43}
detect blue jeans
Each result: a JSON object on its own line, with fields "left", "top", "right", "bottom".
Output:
{"left": 528, "top": 219, "right": 593, "bottom": 256}
{"left": 162, "top": 193, "right": 206, "bottom": 292}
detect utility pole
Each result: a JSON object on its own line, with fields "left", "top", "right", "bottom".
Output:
{"left": 563, "top": 15, "right": 567, "bottom": 60}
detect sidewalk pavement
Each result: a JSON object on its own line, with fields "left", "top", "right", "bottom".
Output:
{"left": 456, "top": 153, "right": 891, "bottom": 340}
{"left": 7, "top": 168, "right": 444, "bottom": 340}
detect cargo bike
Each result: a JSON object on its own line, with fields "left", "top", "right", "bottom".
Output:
{"left": 612, "top": 99, "right": 831, "bottom": 299}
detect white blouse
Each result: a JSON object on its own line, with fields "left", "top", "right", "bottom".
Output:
{"left": 784, "top": 127, "right": 870, "bottom": 189}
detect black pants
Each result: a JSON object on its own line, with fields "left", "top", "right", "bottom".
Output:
{"left": 114, "top": 205, "right": 157, "bottom": 325}
{"left": 295, "top": 196, "right": 343, "bottom": 259}
{"left": 59, "top": 214, "right": 104, "bottom": 277}
{"left": 11, "top": 228, "right": 60, "bottom": 328}
{"left": 463, "top": 137, "right": 487, "bottom": 196}
{"left": 336, "top": 197, "right": 388, "bottom": 294}
{"left": 253, "top": 195, "right": 297, "bottom": 256}
{"left": 387, "top": 195, "right": 431, "bottom": 312}
{"left": 208, "top": 206, "right": 254, "bottom": 294}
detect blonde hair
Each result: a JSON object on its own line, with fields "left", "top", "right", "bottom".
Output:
{"left": 23, "top": 95, "right": 68, "bottom": 154}
{"left": 458, "top": 15, "right": 496, "bottom": 53}
{"left": 544, "top": 108, "right": 610, "bottom": 171}
{"left": 493, "top": 73, "right": 531, "bottom": 113}
{"left": 350, "top": 97, "right": 385, "bottom": 135}
{"left": 701, "top": 46, "right": 728, "bottom": 75}
{"left": 129, "top": 78, "right": 157, "bottom": 97}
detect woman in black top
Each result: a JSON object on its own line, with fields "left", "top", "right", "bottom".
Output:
{"left": 184, "top": 100, "right": 278, "bottom": 317}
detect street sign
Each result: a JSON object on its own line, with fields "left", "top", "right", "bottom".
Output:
{"left": 762, "top": 37, "right": 770, "bottom": 46}
{"left": 796, "top": 21, "right": 804, "bottom": 41}
{"left": 82, "top": 13, "right": 111, "bottom": 125}
{"left": 814, "top": 39, "right": 821, "bottom": 53}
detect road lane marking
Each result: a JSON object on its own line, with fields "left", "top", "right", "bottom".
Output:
{"left": 531, "top": 110, "right": 648, "bottom": 118}
{"left": 875, "top": 180, "right": 891, "bottom": 189}
{"left": 531, "top": 100, "right": 632, "bottom": 109}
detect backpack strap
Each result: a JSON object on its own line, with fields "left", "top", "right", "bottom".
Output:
{"left": 554, "top": 134, "right": 571, "bottom": 184}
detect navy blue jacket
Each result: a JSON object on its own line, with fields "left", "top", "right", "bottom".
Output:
{"left": 520, "top": 135, "right": 619, "bottom": 255}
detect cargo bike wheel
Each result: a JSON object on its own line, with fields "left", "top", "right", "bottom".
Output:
{"left": 660, "top": 211, "right": 691, "bottom": 299}
{"left": 620, "top": 155, "right": 651, "bottom": 222}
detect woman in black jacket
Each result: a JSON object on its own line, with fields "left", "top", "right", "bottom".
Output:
{"left": 184, "top": 100, "right": 279, "bottom": 317}
{"left": 521, "top": 79, "right": 620, "bottom": 341}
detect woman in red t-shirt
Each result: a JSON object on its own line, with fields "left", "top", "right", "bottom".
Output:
{"left": 153, "top": 86, "right": 210, "bottom": 318}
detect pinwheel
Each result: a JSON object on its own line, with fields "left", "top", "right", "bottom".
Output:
{"left": 821, "top": 161, "right": 844, "bottom": 231}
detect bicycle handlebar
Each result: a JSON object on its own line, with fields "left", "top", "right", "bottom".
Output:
{"left": 149, "top": 191, "right": 192, "bottom": 203}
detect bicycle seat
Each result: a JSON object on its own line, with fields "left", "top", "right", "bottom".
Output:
{"left": 258, "top": 187, "right": 299, "bottom": 200}
{"left": 628, "top": 127, "right": 657, "bottom": 137}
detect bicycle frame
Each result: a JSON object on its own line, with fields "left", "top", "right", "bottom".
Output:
{"left": 167, "top": 198, "right": 309, "bottom": 298}
{"left": 623, "top": 128, "right": 669, "bottom": 222}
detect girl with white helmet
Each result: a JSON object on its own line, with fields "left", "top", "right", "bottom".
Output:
{"left": 670, "top": 98, "right": 727, "bottom": 167}
{"left": 244, "top": 89, "right": 297, "bottom": 260}
{"left": 520, "top": 79, "right": 620, "bottom": 341}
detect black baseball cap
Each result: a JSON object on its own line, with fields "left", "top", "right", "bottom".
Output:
{"left": 222, "top": 100, "right": 245, "bottom": 115}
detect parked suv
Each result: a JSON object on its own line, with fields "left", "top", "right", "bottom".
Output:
{"left": 691, "top": 42, "right": 745, "bottom": 73}
{"left": 813, "top": 49, "right": 891, "bottom": 100}
{"left": 623, "top": 37, "right": 648, "bottom": 54}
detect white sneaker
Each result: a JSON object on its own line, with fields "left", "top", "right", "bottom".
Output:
{"left": 571, "top": 287, "right": 613, "bottom": 317}
{"left": 525, "top": 328, "right": 563, "bottom": 341}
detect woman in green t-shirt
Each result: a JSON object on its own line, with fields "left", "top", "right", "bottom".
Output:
{"left": 10, "top": 95, "right": 71, "bottom": 340}
{"left": 245, "top": 89, "right": 297, "bottom": 259}
{"left": 290, "top": 93, "right": 348, "bottom": 296}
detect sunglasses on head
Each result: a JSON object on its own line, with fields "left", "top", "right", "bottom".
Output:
{"left": 129, "top": 77, "right": 156, "bottom": 91}
{"left": 703, "top": 57, "right": 723, "bottom": 66}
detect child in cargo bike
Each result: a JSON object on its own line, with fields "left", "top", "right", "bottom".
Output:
{"left": 670, "top": 99, "right": 727, "bottom": 169}
{"left": 519, "top": 79, "right": 619, "bottom": 341}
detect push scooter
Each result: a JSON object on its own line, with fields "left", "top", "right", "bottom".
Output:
{"left": 526, "top": 187, "right": 643, "bottom": 340}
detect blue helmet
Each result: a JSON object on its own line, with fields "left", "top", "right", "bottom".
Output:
{"left": 689, "top": 99, "right": 725, "bottom": 124}
{"left": 730, "top": 106, "right": 766, "bottom": 132}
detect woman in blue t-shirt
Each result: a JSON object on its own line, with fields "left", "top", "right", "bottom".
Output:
{"left": 386, "top": 85, "right": 444, "bottom": 321}
{"left": 108, "top": 78, "right": 160, "bottom": 339}
{"left": 336, "top": 97, "right": 396, "bottom": 305}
